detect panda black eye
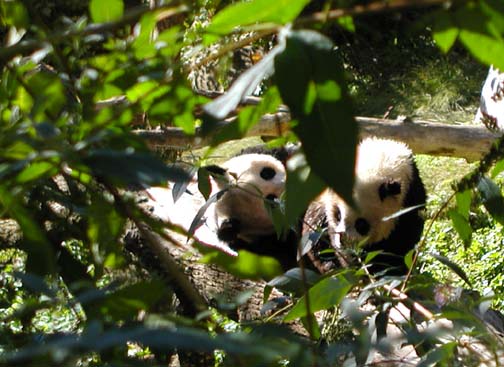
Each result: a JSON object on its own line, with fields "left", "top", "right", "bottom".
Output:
{"left": 355, "top": 217, "right": 370, "bottom": 236}
{"left": 260, "top": 167, "right": 276, "bottom": 181}
{"left": 334, "top": 207, "right": 341, "bottom": 222}
{"left": 379, "top": 180, "right": 402, "bottom": 201}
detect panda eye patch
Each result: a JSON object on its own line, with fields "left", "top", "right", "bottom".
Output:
{"left": 379, "top": 180, "right": 401, "bottom": 201}
{"left": 260, "top": 167, "right": 276, "bottom": 180}
{"left": 334, "top": 207, "right": 341, "bottom": 222}
{"left": 355, "top": 217, "right": 370, "bottom": 236}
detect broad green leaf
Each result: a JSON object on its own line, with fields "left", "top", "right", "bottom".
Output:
{"left": 16, "top": 161, "right": 56, "bottom": 183}
{"left": 432, "top": 13, "right": 459, "bottom": 53}
{"left": 284, "top": 274, "right": 353, "bottom": 321}
{"left": 89, "top": 0, "right": 124, "bottom": 23}
{"left": 455, "top": 189, "right": 471, "bottom": 220}
{"left": 480, "top": 0, "right": 504, "bottom": 33}
{"left": 337, "top": 16, "right": 355, "bottom": 33}
{"left": 87, "top": 196, "right": 125, "bottom": 272}
{"left": 207, "top": 0, "right": 310, "bottom": 35}
{"left": 266, "top": 267, "right": 320, "bottom": 297}
{"left": 491, "top": 158, "right": 504, "bottom": 177}
{"left": 275, "top": 30, "right": 358, "bottom": 205}
{"left": 200, "top": 249, "right": 283, "bottom": 281}
{"left": 1, "top": 1, "right": 29, "bottom": 28}
{"left": 477, "top": 176, "right": 504, "bottom": 225}
{"left": 456, "top": 5, "right": 504, "bottom": 70}
{"left": 84, "top": 150, "right": 190, "bottom": 186}
{"left": 132, "top": 12, "right": 157, "bottom": 59}
{"left": 285, "top": 152, "right": 325, "bottom": 226}
{"left": 448, "top": 209, "right": 472, "bottom": 246}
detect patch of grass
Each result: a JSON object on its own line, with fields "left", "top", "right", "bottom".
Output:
{"left": 352, "top": 51, "right": 487, "bottom": 124}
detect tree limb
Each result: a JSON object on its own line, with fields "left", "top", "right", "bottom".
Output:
{"left": 135, "top": 114, "right": 499, "bottom": 162}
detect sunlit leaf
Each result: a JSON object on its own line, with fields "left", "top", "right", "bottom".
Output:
{"left": 455, "top": 189, "right": 472, "bottom": 220}
{"left": 284, "top": 273, "right": 354, "bottom": 321}
{"left": 1, "top": 1, "right": 29, "bottom": 28}
{"left": 207, "top": 0, "right": 310, "bottom": 34}
{"left": 200, "top": 249, "right": 283, "bottom": 281}
{"left": 432, "top": 13, "right": 459, "bottom": 53}
{"left": 89, "top": 0, "right": 124, "bottom": 23}
{"left": 448, "top": 209, "right": 472, "bottom": 246}
{"left": 275, "top": 30, "right": 358, "bottom": 205}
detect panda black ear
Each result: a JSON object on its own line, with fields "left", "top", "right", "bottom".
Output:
{"left": 379, "top": 180, "right": 401, "bottom": 201}
{"left": 204, "top": 165, "right": 227, "bottom": 177}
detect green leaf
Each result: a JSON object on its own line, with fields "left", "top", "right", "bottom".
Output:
{"left": 284, "top": 273, "right": 354, "bottom": 321}
{"left": 448, "top": 209, "right": 472, "bottom": 246}
{"left": 200, "top": 249, "right": 283, "bottom": 281}
{"left": 477, "top": 176, "right": 504, "bottom": 225}
{"left": 267, "top": 268, "right": 320, "bottom": 297}
{"left": 87, "top": 195, "right": 126, "bottom": 273}
{"left": 456, "top": 5, "right": 504, "bottom": 70}
{"left": 1, "top": 1, "right": 29, "bottom": 28}
{"left": 16, "top": 161, "right": 56, "bottom": 183}
{"left": 207, "top": 0, "right": 310, "bottom": 34}
{"left": 285, "top": 153, "right": 325, "bottom": 226}
{"left": 455, "top": 190, "right": 472, "bottom": 220}
{"left": 429, "top": 253, "right": 472, "bottom": 287}
{"left": 275, "top": 30, "right": 358, "bottom": 205}
{"left": 491, "top": 158, "right": 504, "bottom": 177}
{"left": 89, "top": 0, "right": 124, "bottom": 23}
{"left": 432, "top": 13, "right": 459, "bottom": 53}
{"left": 84, "top": 150, "right": 190, "bottom": 186}
{"left": 93, "top": 280, "right": 167, "bottom": 321}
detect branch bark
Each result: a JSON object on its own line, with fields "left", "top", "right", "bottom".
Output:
{"left": 135, "top": 114, "right": 500, "bottom": 162}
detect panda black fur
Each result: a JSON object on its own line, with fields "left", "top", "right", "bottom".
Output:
{"left": 207, "top": 151, "right": 299, "bottom": 271}
{"left": 304, "top": 137, "right": 426, "bottom": 275}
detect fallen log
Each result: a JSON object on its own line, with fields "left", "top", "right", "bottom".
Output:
{"left": 134, "top": 114, "right": 502, "bottom": 162}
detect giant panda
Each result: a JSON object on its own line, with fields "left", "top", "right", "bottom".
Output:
{"left": 303, "top": 137, "right": 427, "bottom": 276}
{"left": 146, "top": 149, "right": 299, "bottom": 271}
{"left": 206, "top": 150, "right": 299, "bottom": 271}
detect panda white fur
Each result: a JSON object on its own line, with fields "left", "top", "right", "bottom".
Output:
{"left": 304, "top": 137, "right": 426, "bottom": 275}
{"left": 146, "top": 150, "right": 298, "bottom": 270}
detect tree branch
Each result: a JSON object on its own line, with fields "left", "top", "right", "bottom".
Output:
{"left": 134, "top": 114, "right": 499, "bottom": 162}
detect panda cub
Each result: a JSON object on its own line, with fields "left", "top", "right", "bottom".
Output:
{"left": 304, "top": 137, "right": 426, "bottom": 275}
{"left": 205, "top": 150, "right": 298, "bottom": 271}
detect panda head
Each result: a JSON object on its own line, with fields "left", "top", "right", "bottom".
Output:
{"left": 209, "top": 153, "right": 286, "bottom": 243}
{"left": 323, "top": 138, "right": 425, "bottom": 251}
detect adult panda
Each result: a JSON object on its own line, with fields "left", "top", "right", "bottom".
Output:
{"left": 146, "top": 148, "right": 299, "bottom": 271}
{"left": 304, "top": 137, "right": 427, "bottom": 276}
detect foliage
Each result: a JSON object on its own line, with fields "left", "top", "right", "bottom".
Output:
{"left": 1, "top": 0, "right": 504, "bottom": 366}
